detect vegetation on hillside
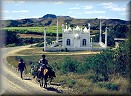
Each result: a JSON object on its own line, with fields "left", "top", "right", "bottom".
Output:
{"left": 2, "top": 14, "right": 128, "bottom": 27}
{"left": 2, "top": 26, "right": 62, "bottom": 36}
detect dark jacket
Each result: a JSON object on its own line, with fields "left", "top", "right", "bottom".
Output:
{"left": 39, "top": 59, "right": 48, "bottom": 66}
{"left": 18, "top": 62, "right": 26, "bottom": 71}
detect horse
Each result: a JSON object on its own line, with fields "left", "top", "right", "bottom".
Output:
{"left": 37, "top": 66, "right": 56, "bottom": 88}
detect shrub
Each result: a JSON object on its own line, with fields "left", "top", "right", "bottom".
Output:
{"left": 5, "top": 30, "right": 21, "bottom": 45}
{"left": 66, "top": 79, "right": 76, "bottom": 88}
{"left": 61, "top": 57, "right": 79, "bottom": 74}
{"left": 76, "top": 61, "right": 90, "bottom": 74}
{"left": 60, "top": 79, "right": 76, "bottom": 88}
{"left": 97, "top": 82, "right": 120, "bottom": 91}
{"left": 6, "top": 43, "right": 16, "bottom": 47}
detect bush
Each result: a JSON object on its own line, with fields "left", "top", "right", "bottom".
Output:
{"left": 76, "top": 61, "right": 90, "bottom": 74}
{"left": 60, "top": 79, "right": 76, "bottom": 88}
{"left": 97, "top": 82, "right": 120, "bottom": 91}
{"left": 6, "top": 43, "right": 16, "bottom": 47}
{"left": 6, "top": 30, "right": 21, "bottom": 45}
{"left": 113, "top": 41, "right": 129, "bottom": 76}
{"left": 61, "top": 57, "right": 79, "bottom": 74}
{"left": 66, "top": 79, "right": 76, "bottom": 88}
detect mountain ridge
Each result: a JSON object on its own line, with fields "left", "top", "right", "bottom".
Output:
{"left": 2, "top": 14, "right": 128, "bottom": 27}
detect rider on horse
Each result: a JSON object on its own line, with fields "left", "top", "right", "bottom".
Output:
{"left": 39, "top": 54, "right": 48, "bottom": 68}
{"left": 36, "top": 54, "right": 56, "bottom": 88}
{"left": 37, "top": 54, "right": 49, "bottom": 87}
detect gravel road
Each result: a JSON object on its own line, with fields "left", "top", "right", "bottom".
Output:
{"left": 0, "top": 45, "right": 63, "bottom": 95}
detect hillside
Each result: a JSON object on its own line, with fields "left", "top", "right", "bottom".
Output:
{"left": 2, "top": 14, "right": 128, "bottom": 28}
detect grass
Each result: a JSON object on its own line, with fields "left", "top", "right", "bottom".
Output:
{"left": 2, "top": 26, "right": 99, "bottom": 36}
{"left": 2, "top": 26, "right": 62, "bottom": 35}
{"left": 6, "top": 48, "right": 130, "bottom": 95}
{"left": 18, "top": 34, "right": 43, "bottom": 38}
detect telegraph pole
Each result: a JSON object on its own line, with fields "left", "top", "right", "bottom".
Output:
{"left": 56, "top": 19, "right": 59, "bottom": 42}
{"left": 44, "top": 27, "right": 46, "bottom": 51}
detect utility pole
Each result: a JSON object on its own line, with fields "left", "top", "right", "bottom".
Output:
{"left": 56, "top": 19, "right": 59, "bottom": 42}
{"left": 99, "top": 19, "right": 102, "bottom": 43}
{"left": 44, "top": 27, "right": 46, "bottom": 51}
{"left": 105, "top": 27, "right": 107, "bottom": 48}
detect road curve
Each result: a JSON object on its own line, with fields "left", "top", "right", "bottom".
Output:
{"left": 0, "top": 45, "right": 62, "bottom": 95}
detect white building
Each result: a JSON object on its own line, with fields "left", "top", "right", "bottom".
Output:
{"left": 44, "top": 19, "right": 108, "bottom": 51}
{"left": 61, "top": 23, "right": 91, "bottom": 50}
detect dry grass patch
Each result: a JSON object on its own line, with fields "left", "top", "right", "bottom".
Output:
{"left": 18, "top": 34, "right": 43, "bottom": 38}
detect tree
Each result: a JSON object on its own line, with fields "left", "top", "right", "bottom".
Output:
{"left": 113, "top": 41, "right": 129, "bottom": 76}
{"left": 113, "top": 24, "right": 129, "bottom": 38}
{"left": 6, "top": 30, "right": 21, "bottom": 45}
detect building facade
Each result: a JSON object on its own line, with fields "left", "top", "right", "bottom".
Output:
{"left": 62, "top": 24, "right": 91, "bottom": 50}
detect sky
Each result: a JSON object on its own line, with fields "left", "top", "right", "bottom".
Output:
{"left": 1, "top": 0, "right": 130, "bottom": 20}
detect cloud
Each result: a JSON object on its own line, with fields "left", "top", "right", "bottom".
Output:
{"left": 83, "top": 5, "right": 93, "bottom": 9}
{"left": 69, "top": 7, "right": 80, "bottom": 10}
{"left": 14, "top": 1, "right": 25, "bottom": 5}
{"left": 97, "top": 16, "right": 109, "bottom": 19}
{"left": 54, "top": 1, "right": 64, "bottom": 4}
{"left": 3, "top": 10, "right": 10, "bottom": 13}
{"left": 2, "top": 16, "right": 14, "bottom": 20}
{"left": 100, "top": 2, "right": 126, "bottom": 12}
{"left": 4, "top": 1, "right": 25, "bottom": 5}
{"left": 70, "top": 16, "right": 76, "bottom": 18}
{"left": 20, "top": 16, "right": 41, "bottom": 19}
{"left": 85, "top": 10, "right": 106, "bottom": 14}
{"left": 12, "top": 10, "right": 30, "bottom": 13}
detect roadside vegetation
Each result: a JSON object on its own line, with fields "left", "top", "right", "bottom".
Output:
{"left": 6, "top": 40, "right": 130, "bottom": 95}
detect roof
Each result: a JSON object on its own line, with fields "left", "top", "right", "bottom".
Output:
{"left": 75, "top": 26, "right": 80, "bottom": 31}
{"left": 83, "top": 27, "right": 88, "bottom": 32}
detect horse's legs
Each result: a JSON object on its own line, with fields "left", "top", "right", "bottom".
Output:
{"left": 44, "top": 77, "right": 47, "bottom": 88}
{"left": 40, "top": 77, "right": 43, "bottom": 87}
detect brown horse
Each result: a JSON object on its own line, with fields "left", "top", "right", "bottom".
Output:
{"left": 37, "top": 66, "right": 56, "bottom": 88}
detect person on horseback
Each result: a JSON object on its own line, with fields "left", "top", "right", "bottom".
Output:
{"left": 37, "top": 54, "right": 56, "bottom": 88}
{"left": 39, "top": 54, "right": 48, "bottom": 68}
{"left": 18, "top": 59, "right": 26, "bottom": 79}
{"left": 37, "top": 54, "right": 48, "bottom": 85}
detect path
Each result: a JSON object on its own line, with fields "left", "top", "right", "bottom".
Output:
{"left": 0, "top": 45, "right": 63, "bottom": 95}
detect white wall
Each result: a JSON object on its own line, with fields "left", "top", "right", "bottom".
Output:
{"left": 62, "top": 32, "right": 91, "bottom": 48}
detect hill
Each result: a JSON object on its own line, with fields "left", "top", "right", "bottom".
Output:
{"left": 1, "top": 14, "right": 128, "bottom": 28}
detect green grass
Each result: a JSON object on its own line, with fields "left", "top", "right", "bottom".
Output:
{"left": 2, "top": 26, "right": 62, "bottom": 35}
{"left": 2, "top": 26, "right": 99, "bottom": 36}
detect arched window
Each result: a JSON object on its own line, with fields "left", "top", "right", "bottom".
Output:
{"left": 67, "top": 39, "right": 70, "bottom": 45}
{"left": 83, "top": 39, "right": 86, "bottom": 46}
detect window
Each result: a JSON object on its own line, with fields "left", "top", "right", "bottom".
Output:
{"left": 83, "top": 39, "right": 86, "bottom": 46}
{"left": 67, "top": 39, "right": 70, "bottom": 45}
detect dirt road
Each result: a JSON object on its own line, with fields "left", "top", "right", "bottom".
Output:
{"left": 0, "top": 45, "right": 62, "bottom": 95}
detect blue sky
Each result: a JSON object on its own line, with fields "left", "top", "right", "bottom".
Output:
{"left": 2, "top": 0, "right": 130, "bottom": 20}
